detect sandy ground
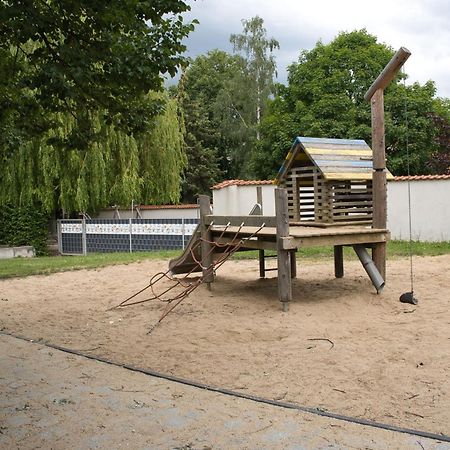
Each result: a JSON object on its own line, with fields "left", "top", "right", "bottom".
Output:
{"left": 1, "top": 333, "right": 446, "bottom": 450}
{"left": 0, "top": 254, "right": 449, "bottom": 442}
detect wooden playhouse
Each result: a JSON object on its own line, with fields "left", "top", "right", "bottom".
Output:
{"left": 276, "top": 137, "right": 393, "bottom": 226}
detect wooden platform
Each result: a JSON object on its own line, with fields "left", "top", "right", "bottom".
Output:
{"left": 209, "top": 222, "right": 389, "bottom": 251}
{"left": 198, "top": 190, "right": 389, "bottom": 311}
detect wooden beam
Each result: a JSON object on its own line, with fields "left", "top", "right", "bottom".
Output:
{"left": 205, "top": 215, "right": 276, "bottom": 228}
{"left": 366, "top": 48, "right": 411, "bottom": 280}
{"left": 371, "top": 89, "right": 386, "bottom": 171}
{"left": 290, "top": 249, "right": 297, "bottom": 279}
{"left": 213, "top": 236, "right": 277, "bottom": 251}
{"left": 282, "top": 232, "right": 388, "bottom": 250}
{"left": 275, "top": 188, "right": 292, "bottom": 311}
{"left": 199, "top": 195, "right": 214, "bottom": 287}
{"left": 364, "top": 47, "right": 411, "bottom": 101}
{"left": 334, "top": 245, "right": 344, "bottom": 278}
{"left": 259, "top": 249, "right": 265, "bottom": 278}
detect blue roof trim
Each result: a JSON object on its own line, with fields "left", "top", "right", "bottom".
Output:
{"left": 296, "top": 136, "right": 367, "bottom": 145}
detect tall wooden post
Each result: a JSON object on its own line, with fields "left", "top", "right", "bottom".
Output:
{"left": 275, "top": 188, "right": 292, "bottom": 311}
{"left": 364, "top": 47, "right": 411, "bottom": 281}
{"left": 371, "top": 88, "right": 387, "bottom": 279}
{"left": 198, "top": 195, "right": 214, "bottom": 288}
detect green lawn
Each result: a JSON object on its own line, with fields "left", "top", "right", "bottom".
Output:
{"left": 233, "top": 240, "right": 450, "bottom": 261}
{"left": 1, "top": 240, "right": 450, "bottom": 279}
{"left": 0, "top": 251, "right": 178, "bottom": 279}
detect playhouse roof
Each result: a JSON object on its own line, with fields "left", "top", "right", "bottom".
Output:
{"left": 275, "top": 136, "right": 394, "bottom": 183}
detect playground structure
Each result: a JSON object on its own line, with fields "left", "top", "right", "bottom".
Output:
{"left": 118, "top": 47, "right": 411, "bottom": 320}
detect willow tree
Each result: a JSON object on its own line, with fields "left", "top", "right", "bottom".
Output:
{"left": 0, "top": 92, "right": 186, "bottom": 213}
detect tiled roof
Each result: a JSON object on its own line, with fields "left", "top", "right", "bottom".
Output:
{"left": 137, "top": 204, "right": 198, "bottom": 210}
{"left": 212, "top": 175, "right": 450, "bottom": 189}
{"left": 104, "top": 204, "right": 198, "bottom": 210}
{"left": 211, "top": 179, "right": 274, "bottom": 190}
{"left": 393, "top": 174, "right": 450, "bottom": 181}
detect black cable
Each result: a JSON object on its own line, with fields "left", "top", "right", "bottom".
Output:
{"left": 2, "top": 330, "right": 449, "bottom": 443}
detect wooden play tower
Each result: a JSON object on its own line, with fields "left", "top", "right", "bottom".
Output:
{"left": 169, "top": 48, "right": 411, "bottom": 311}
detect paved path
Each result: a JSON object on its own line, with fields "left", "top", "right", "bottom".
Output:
{"left": 0, "top": 334, "right": 447, "bottom": 449}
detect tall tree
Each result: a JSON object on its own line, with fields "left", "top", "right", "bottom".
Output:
{"left": 230, "top": 16, "right": 279, "bottom": 141}
{"left": 180, "top": 50, "right": 247, "bottom": 195}
{"left": 252, "top": 30, "right": 448, "bottom": 179}
{"left": 230, "top": 16, "right": 280, "bottom": 140}
{"left": 0, "top": 0, "right": 196, "bottom": 151}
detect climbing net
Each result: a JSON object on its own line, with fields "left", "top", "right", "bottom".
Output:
{"left": 113, "top": 221, "right": 265, "bottom": 333}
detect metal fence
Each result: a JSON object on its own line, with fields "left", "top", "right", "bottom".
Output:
{"left": 57, "top": 218, "right": 199, "bottom": 255}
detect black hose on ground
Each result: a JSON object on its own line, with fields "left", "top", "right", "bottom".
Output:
{"left": 1, "top": 330, "right": 449, "bottom": 444}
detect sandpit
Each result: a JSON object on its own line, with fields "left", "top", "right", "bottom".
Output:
{"left": 1, "top": 254, "right": 449, "bottom": 436}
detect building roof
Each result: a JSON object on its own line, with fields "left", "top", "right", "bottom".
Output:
{"left": 210, "top": 174, "right": 450, "bottom": 191}
{"left": 392, "top": 174, "right": 450, "bottom": 181}
{"left": 211, "top": 179, "right": 274, "bottom": 190}
{"left": 104, "top": 204, "right": 198, "bottom": 210}
{"left": 275, "top": 136, "right": 394, "bottom": 183}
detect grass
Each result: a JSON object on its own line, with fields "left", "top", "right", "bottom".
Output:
{"left": 0, "top": 250, "right": 179, "bottom": 279}
{"left": 1, "top": 240, "right": 450, "bottom": 279}
{"left": 232, "top": 241, "right": 450, "bottom": 261}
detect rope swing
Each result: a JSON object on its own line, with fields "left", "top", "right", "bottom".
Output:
{"left": 399, "top": 67, "right": 418, "bottom": 305}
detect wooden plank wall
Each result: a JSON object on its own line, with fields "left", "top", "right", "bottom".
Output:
{"left": 329, "top": 180, "right": 373, "bottom": 223}
{"left": 282, "top": 165, "right": 317, "bottom": 222}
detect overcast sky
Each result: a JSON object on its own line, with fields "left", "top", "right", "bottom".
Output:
{"left": 181, "top": 0, "right": 449, "bottom": 98}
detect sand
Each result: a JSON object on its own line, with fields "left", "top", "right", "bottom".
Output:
{"left": 1, "top": 254, "right": 449, "bottom": 437}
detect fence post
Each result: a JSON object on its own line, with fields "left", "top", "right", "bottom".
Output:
{"left": 129, "top": 218, "right": 132, "bottom": 253}
{"left": 81, "top": 218, "right": 87, "bottom": 255}
{"left": 57, "top": 220, "right": 62, "bottom": 254}
{"left": 182, "top": 218, "right": 185, "bottom": 249}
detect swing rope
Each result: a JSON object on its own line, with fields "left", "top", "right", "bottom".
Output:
{"left": 401, "top": 67, "right": 416, "bottom": 302}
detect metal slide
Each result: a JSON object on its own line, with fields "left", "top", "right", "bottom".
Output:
{"left": 168, "top": 224, "right": 203, "bottom": 275}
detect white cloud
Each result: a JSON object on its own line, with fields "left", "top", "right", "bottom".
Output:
{"left": 184, "top": 0, "right": 450, "bottom": 97}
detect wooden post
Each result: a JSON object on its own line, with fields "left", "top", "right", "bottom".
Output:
{"left": 365, "top": 47, "right": 411, "bottom": 282}
{"left": 275, "top": 188, "right": 292, "bottom": 311}
{"left": 290, "top": 250, "right": 297, "bottom": 279}
{"left": 198, "top": 195, "right": 214, "bottom": 288}
{"left": 334, "top": 245, "right": 344, "bottom": 278}
{"left": 259, "top": 250, "right": 265, "bottom": 278}
{"left": 371, "top": 89, "right": 387, "bottom": 280}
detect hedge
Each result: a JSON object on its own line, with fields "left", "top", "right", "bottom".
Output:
{"left": 0, "top": 204, "right": 50, "bottom": 255}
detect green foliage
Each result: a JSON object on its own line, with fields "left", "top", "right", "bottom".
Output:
{"left": 230, "top": 16, "right": 279, "bottom": 131}
{"left": 0, "top": 0, "right": 196, "bottom": 150}
{"left": 180, "top": 50, "right": 244, "bottom": 193}
{"left": 179, "top": 17, "right": 280, "bottom": 196}
{"left": 0, "top": 203, "right": 50, "bottom": 255}
{"left": 426, "top": 98, "right": 450, "bottom": 174}
{"left": 0, "top": 92, "right": 186, "bottom": 213}
{"left": 252, "top": 30, "right": 448, "bottom": 179}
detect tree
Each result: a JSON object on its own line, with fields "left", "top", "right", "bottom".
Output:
{"left": 230, "top": 16, "right": 279, "bottom": 141}
{"left": 180, "top": 50, "right": 247, "bottom": 194}
{"left": 179, "top": 17, "right": 280, "bottom": 195}
{"left": 252, "top": 30, "right": 448, "bottom": 179}
{"left": 0, "top": 92, "right": 186, "bottom": 213}
{"left": 0, "top": 0, "right": 196, "bottom": 151}
{"left": 426, "top": 98, "right": 450, "bottom": 174}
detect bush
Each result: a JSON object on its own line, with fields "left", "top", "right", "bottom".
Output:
{"left": 0, "top": 204, "right": 50, "bottom": 255}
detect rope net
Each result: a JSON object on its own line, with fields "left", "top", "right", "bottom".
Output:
{"left": 113, "top": 222, "right": 265, "bottom": 333}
